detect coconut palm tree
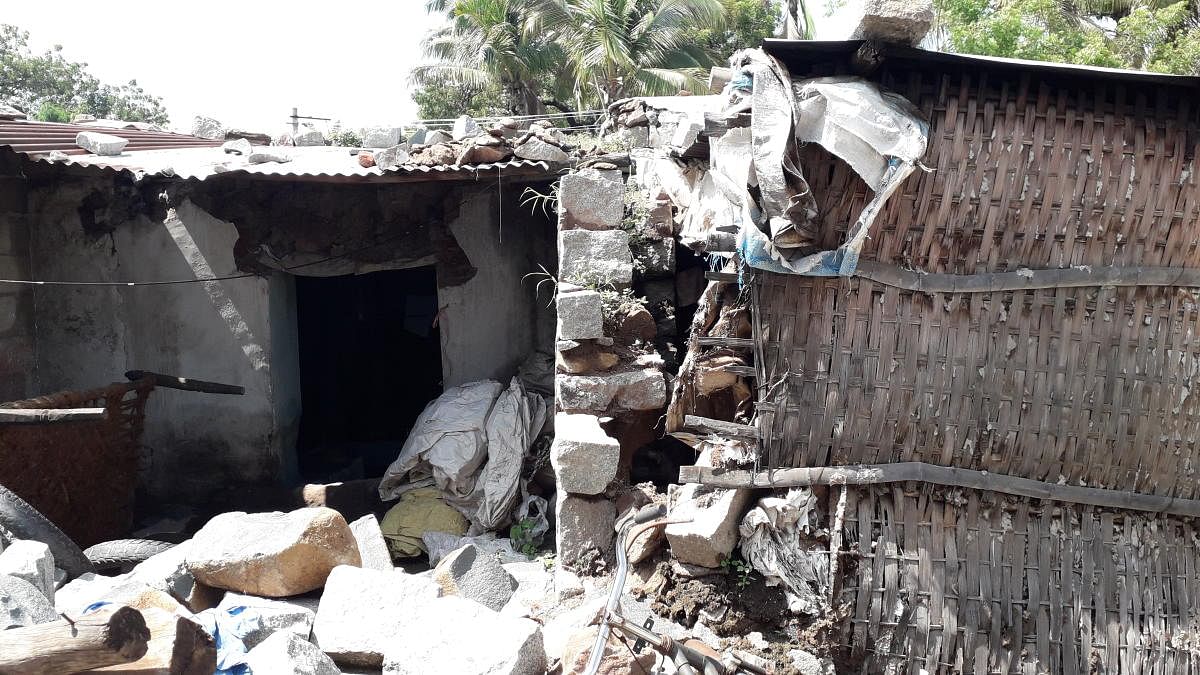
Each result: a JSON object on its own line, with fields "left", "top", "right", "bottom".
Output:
{"left": 782, "top": 0, "right": 814, "bottom": 39}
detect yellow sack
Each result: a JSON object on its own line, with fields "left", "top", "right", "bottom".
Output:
{"left": 379, "top": 487, "right": 469, "bottom": 558}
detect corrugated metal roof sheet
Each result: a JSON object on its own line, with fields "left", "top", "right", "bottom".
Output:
{"left": 0, "top": 119, "right": 222, "bottom": 155}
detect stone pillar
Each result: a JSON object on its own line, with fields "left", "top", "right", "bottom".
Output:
{"left": 0, "top": 157, "right": 34, "bottom": 401}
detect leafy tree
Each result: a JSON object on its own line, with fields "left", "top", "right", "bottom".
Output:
{"left": 698, "top": 0, "right": 782, "bottom": 56}
{"left": 412, "top": 79, "right": 514, "bottom": 119}
{"left": 0, "top": 24, "right": 169, "bottom": 124}
{"left": 783, "top": 0, "right": 816, "bottom": 39}
{"left": 935, "top": 0, "right": 1200, "bottom": 74}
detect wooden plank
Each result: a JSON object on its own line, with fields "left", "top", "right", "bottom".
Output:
{"left": 677, "top": 462, "right": 1200, "bottom": 517}
{"left": 721, "top": 365, "right": 757, "bottom": 377}
{"left": 854, "top": 260, "right": 1200, "bottom": 294}
{"left": 125, "top": 370, "right": 244, "bottom": 395}
{"left": 704, "top": 271, "right": 740, "bottom": 283}
{"left": 0, "top": 407, "right": 106, "bottom": 424}
{"left": 695, "top": 336, "right": 755, "bottom": 348}
{"left": 0, "top": 605, "right": 149, "bottom": 673}
{"left": 681, "top": 415, "right": 759, "bottom": 440}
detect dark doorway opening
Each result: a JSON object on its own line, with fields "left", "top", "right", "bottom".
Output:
{"left": 295, "top": 267, "right": 442, "bottom": 482}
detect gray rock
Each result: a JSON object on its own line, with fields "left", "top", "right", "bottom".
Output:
{"left": 0, "top": 540, "right": 55, "bottom": 602}
{"left": 551, "top": 414, "right": 620, "bottom": 495}
{"left": 373, "top": 144, "right": 410, "bottom": 169}
{"left": 249, "top": 149, "right": 292, "bottom": 164}
{"left": 514, "top": 137, "right": 570, "bottom": 162}
{"left": 555, "top": 492, "right": 615, "bottom": 572}
{"left": 221, "top": 138, "right": 252, "bottom": 156}
{"left": 665, "top": 483, "right": 753, "bottom": 568}
{"left": 452, "top": 115, "right": 482, "bottom": 141}
{"left": 294, "top": 128, "right": 326, "bottom": 146}
{"left": 71, "top": 113, "right": 96, "bottom": 123}
{"left": 75, "top": 130, "right": 127, "bottom": 156}
{"left": 408, "top": 127, "right": 428, "bottom": 145}
{"left": 559, "top": 169, "right": 625, "bottom": 230}
{"left": 363, "top": 127, "right": 404, "bottom": 148}
{"left": 349, "top": 514, "right": 392, "bottom": 572}
{"left": 245, "top": 631, "right": 341, "bottom": 675}
{"left": 382, "top": 596, "right": 544, "bottom": 675}
{"left": 556, "top": 368, "right": 666, "bottom": 413}
{"left": 853, "top": 0, "right": 934, "bottom": 44}
{"left": 790, "top": 648, "right": 837, "bottom": 675}
{"left": 0, "top": 574, "right": 57, "bottom": 629}
{"left": 216, "top": 591, "right": 315, "bottom": 648}
{"left": 432, "top": 544, "right": 517, "bottom": 612}
{"left": 558, "top": 229, "right": 633, "bottom": 287}
{"left": 425, "top": 129, "right": 453, "bottom": 145}
{"left": 313, "top": 565, "right": 441, "bottom": 667}
{"left": 191, "top": 115, "right": 224, "bottom": 140}
{"left": 500, "top": 561, "right": 553, "bottom": 617}
{"left": 556, "top": 289, "right": 604, "bottom": 341}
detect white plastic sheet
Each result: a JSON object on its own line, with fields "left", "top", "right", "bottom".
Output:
{"left": 738, "top": 488, "right": 830, "bottom": 616}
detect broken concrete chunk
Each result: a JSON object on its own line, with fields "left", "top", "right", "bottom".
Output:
{"left": 431, "top": 543, "right": 518, "bottom": 612}
{"left": 853, "top": 0, "right": 934, "bottom": 45}
{"left": 245, "top": 630, "right": 341, "bottom": 675}
{"left": 452, "top": 115, "right": 483, "bottom": 141}
{"left": 0, "top": 573, "right": 57, "bottom": 629}
{"left": 293, "top": 128, "right": 326, "bottom": 146}
{"left": 373, "top": 144, "right": 411, "bottom": 170}
{"left": 556, "top": 289, "right": 604, "bottom": 340}
{"left": 556, "top": 368, "right": 666, "bottom": 413}
{"left": 551, "top": 414, "right": 620, "bottom": 496}
{"left": 515, "top": 136, "right": 570, "bottom": 162}
{"left": 382, "top": 596, "right": 545, "bottom": 675}
{"left": 221, "top": 138, "right": 252, "bottom": 155}
{"left": 558, "top": 229, "right": 634, "bottom": 287}
{"left": 790, "top": 648, "right": 837, "bottom": 675}
{"left": 216, "top": 591, "right": 315, "bottom": 648}
{"left": 555, "top": 492, "right": 615, "bottom": 573}
{"left": 75, "top": 131, "right": 128, "bottom": 156}
{"left": 559, "top": 169, "right": 625, "bottom": 230}
{"left": 425, "top": 129, "right": 453, "bottom": 145}
{"left": 349, "top": 514, "right": 393, "bottom": 571}
{"left": 191, "top": 115, "right": 224, "bottom": 140}
{"left": 248, "top": 149, "right": 292, "bottom": 164}
{"left": 186, "top": 507, "right": 361, "bottom": 597}
{"left": 665, "top": 483, "right": 753, "bottom": 568}
{"left": 363, "top": 127, "right": 404, "bottom": 148}
{"left": 0, "top": 540, "right": 55, "bottom": 602}
{"left": 313, "top": 564, "right": 441, "bottom": 667}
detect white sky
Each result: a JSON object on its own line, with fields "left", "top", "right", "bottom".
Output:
{"left": 5, "top": 1, "right": 857, "bottom": 135}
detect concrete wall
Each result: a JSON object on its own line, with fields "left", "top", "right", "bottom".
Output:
{"left": 27, "top": 182, "right": 294, "bottom": 501}
{"left": 0, "top": 157, "right": 34, "bottom": 401}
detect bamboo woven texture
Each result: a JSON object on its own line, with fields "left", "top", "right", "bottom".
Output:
{"left": 0, "top": 379, "right": 153, "bottom": 546}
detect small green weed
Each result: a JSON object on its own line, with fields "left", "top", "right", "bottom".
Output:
{"left": 720, "top": 555, "right": 755, "bottom": 590}
{"left": 509, "top": 517, "right": 542, "bottom": 558}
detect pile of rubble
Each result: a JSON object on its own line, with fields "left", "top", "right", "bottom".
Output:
{"left": 357, "top": 115, "right": 575, "bottom": 170}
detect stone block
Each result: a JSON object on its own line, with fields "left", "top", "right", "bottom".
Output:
{"left": 555, "top": 492, "right": 615, "bottom": 572}
{"left": 293, "top": 128, "right": 326, "bottom": 146}
{"left": 248, "top": 149, "right": 292, "bottom": 164}
{"left": 665, "top": 483, "right": 753, "bottom": 568}
{"left": 852, "top": 0, "right": 934, "bottom": 45}
{"left": 425, "top": 129, "right": 452, "bottom": 145}
{"left": 500, "top": 561, "right": 553, "bottom": 617}
{"left": 556, "top": 368, "right": 666, "bottom": 413}
{"left": 0, "top": 574, "right": 56, "bottom": 629}
{"left": 186, "top": 507, "right": 361, "bottom": 597}
{"left": 453, "top": 115, "right": 483, "bottom": 140}
{"left": 349, "top": 514, "right": 393, "bottom": 571}
{"left": 192, "top": 116, "right": 224, "bottom": 140}
{"left": 245, "top": 631, "right": 341, "bottom": 675}
{"left": 558, "top": 168, "right": 625, "bottom": 230}
{"left": 221, "top": 138, "right": 252, "bottom": 156}
{"left": 0, "top": 540, "right": 55, "bottom": 602}
{"left": 312, "top": 565, "right": 441, "bottom": 667}
{"left": 382, "top": 596, "right": 545, "bottom": 675}
{"left": 559, "top": 229, "right": 633, "bottom": 287}
{"left": 75, "top": 131, "right": 128, "bottom": 156}
{"left": 431, "top": 543, "right": 518, "bottom": 612}
{"left": 514, "top": 136, "right": 569, "bottom": 162}
{"left": 556, "top": 289, "right": 604, "bottom": 340}
{"left": 373, "top": 144, "right": 410, "bottom": 169}
{"left": 216, "top": 591, "right": 315, "bottom": 648}
{"left": 551, "top": 413, "right": 620, "bottom": 495}
{"left": 363, "top": 127, "right": 404, "bottom": 148}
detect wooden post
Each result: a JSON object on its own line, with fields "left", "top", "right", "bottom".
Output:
{"left": 0, "top": 408, "right": 106, "bottom": 424}
{"left": 95, "top": 608, "right": 216, "bottom": 675}
{"left": 124, "top": 370, "right": 244, "bottom": 395}
{"left": 0, "top": 605, "right": 149, "bottom": 674}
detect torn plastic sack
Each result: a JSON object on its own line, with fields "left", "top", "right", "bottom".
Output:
{"left": 472, "top": 378, "right": 547, "bottom": 532}
{"left": 379, "top": 486, "right": 469, "bottom": 558}
{"left": 738, "top": 488, "right": 830, "bottom": 616}
{"left": 422, "top": 531, "right": 531, "bottom": 566}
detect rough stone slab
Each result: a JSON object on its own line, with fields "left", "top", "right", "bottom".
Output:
{"left": 852, "top": 0, "right": 934, "bottom": 44}
{"left": 191, "top": 116, "right": 224, "bottom": 140}
{"left": 556, "top": 289, "right": 604, "bottom": 340}
{"left": 349, "top": 514, "right": 393, "bottom": 571}
{"left": 186, "top": 507, "right": 361, "bottom": 597}
{"left": 75, "top": 131, "right": 128, "bottom": 156}
{"left": 665, "top": 484, "right": 753, "bottom": 568}
{"left": 249, "top": 149, "right": 292, "bottom": 164}
{"left": 0, "top": 573, "right": 56, "bottom": 629}
{"left": 514, "top": 136, "right": 570, "bottom": 162}
{"left": 431, "top": 543, "right": 518, "bottom": 612}
{"left": 559, "top": 169, "right": 625, "bottom": 231}
{"left": 558, "top": 229, "right": 633, "bottom": 287}
{"left": 556, "top": 368, "right": 666, "bottom": 413}
{"left": 424, "top": 129, "right": 452, "bottom": 145}
{"left": 382, "top": 596, "right": 545, "bottom": 675}
{"left": 500, "top": 561, "right": 553, "bottom": 617}
{"left": 372, "top": 144, "right": 410, "bottom": 169}
{"left": 363, "top": 127, "right": 404, "bottom": 148}
{"left": 551, "top": 413, "right": 620, "bottom": 495}
{"left": 313, "top": 564, "right": 441, "bottom": 667}
{"left": 555, "top": 492, "right": 615, "bottom": 572}
{"left": 293, "top": 128, "right": 326, "bottom": 146}
{"left": 452, "top": 115, "right": 482, "bottom": 140}
{"left": 216, "top": 591, "right": 315, "bottom": 648}
{"left": 221, "top": 138, "right": 252, "bottom": 155}
{"left": 0, "top": 539, "right": 55, "bottom": 602}
{"left": 244, "top": 630, "right": 341, "bottom": 675}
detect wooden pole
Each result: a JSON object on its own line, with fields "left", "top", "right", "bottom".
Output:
{"left": 124, "top": 370, "right": 244, "bottom": 396}
{"left": 0, "top": 606, "right": 149, "bottom": 674}
{"left": 0, "top": 408, "right": 106, "bottom": 424}
{"left": 855, "top": 260, "right": 1200, "bottom": 293}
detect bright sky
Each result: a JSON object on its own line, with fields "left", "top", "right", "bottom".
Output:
{"left": 5, "top": 1, "right": 858, "bottom": 135}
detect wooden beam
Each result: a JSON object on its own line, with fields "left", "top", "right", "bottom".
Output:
{"left": 720, "top": 365, "right": 757, "bottom": 377}
{"left": 0, "top": 408, "right": 106, "bottom": 424}
{"left": 0, "top": 605, "right": 149, "bottom": 674}
{"left": 696, "top": 336, "right": 755, "bottom": 348}
{"left": 704, "top": 271, "right": 740, "bottom": 283}
{"left": 855, "top": 260, "right": 1200, "bottom": 293}
{"left": 125, "top": 371, "right": 244, "bottom": 395}
{"left": 683, "top": 415, "right": 759, "bottom": 440}
{"left": 678, "top": 462, "right": 1200, "bottom": 518}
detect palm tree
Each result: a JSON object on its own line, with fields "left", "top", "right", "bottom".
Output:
{"left": 781, "top": 0, "right": 814, "bottom": 39}
{"left": 412, "top": 0, "right": 564, "bottom": 115}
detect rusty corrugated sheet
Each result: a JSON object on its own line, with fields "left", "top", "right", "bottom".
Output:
{"left": 0, "top": 119, "right": 222, "bottom": 156}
